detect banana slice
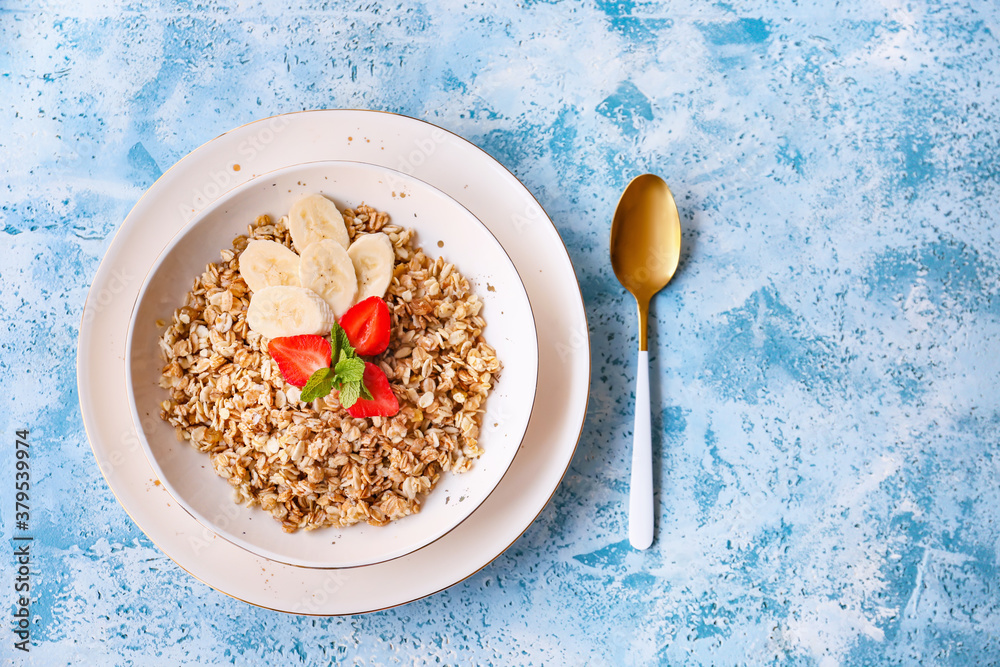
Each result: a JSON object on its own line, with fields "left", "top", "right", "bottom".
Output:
{"left": 238, "top": 240, "right": 301, "bottom": 294}
{"left": 246, "top": 286, "right": 336, "bottom": 339}
{"left": 298, "top": 239, "right": 358, "bottom": 317}
{"left": 287, "top": 194, "right": 349, "bottom": 252}
{"left": 348, "top": 232, "right": 395, "bottom": 302}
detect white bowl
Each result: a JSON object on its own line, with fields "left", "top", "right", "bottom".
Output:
{"left": 126, "top": 160, "right": 538, "bottom": 568}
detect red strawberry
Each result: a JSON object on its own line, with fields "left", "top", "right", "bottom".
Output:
{"left": 267, "top": 335, "right": 331, "bottom": 388}
{"left": 339, "top": 296, "right": 391, "bottom": 356}
{"left": 346, "top": 362, "right": 400, "bottom": 418}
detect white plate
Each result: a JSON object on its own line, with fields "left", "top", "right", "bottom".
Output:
{"left": 78, "top": 110, "right": 590, "bottom": 614}
{"left": 126, "top": 160, "right": 538, "bottom": 568}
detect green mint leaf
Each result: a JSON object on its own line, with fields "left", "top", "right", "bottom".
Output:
{"left": 300, "top": 367, "right": 334, "bottom": 402}
{"left": 339, "top": 380, "right": 362, "bottom": 408}
{"left": 330, "top": 322, "right": 355, "bottom": 364}
{"left": 306, "top": 376, "right": 336, "bottom": 403}
{"left": 330, "top": 325, "right": 341, "bottom": 365}
{"left": 360, "top": 379, "right": 373, "bottom": 401}
{"left": 335, "top": 357, "right": 365, "bottom": 384}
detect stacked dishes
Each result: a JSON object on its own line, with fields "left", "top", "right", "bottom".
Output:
{"left": 78, "top": 110, "right": 590, "bottom": 614}
{"left": 126, "top": 161, "right": 538, "bottom": 569}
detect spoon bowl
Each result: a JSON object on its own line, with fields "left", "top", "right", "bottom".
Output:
{"left": 611, "top": 174, "right": 682, "bottom": 343}
{"left": 609, "top": 174, "right": 681, "bottom": 549}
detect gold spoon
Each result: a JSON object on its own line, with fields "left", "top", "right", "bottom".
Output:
{"left": 610, "top": 174, "right": 682, "bottom": 550}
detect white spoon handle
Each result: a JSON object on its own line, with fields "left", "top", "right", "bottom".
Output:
{"left": 629, "top": 349, "right": 653, "bottom": 549}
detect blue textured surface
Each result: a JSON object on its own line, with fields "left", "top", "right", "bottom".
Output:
{"left": 2, "top": 1, "right": 1000, "bottom": 665}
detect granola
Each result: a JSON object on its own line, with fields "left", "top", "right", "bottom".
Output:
{"left": 157, "top": 206, "right": 500, "bottom": 532}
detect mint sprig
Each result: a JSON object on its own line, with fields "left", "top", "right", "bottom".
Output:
{"left": 299, "top": 323, "right": 370, "bottom": 408}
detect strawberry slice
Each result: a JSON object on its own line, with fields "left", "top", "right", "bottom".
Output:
{"left": 346, "top": 362, "right": 400, "bottom": 418}
{"left": 267, "top": 335, "right": 332, "bottom": 388}
{"left": 339, "top": 296, "right": 391, "bottom": 356}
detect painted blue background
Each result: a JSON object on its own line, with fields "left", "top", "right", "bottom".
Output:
{"left": 2, "top": 0, "right": 1000, "bottom": 664}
